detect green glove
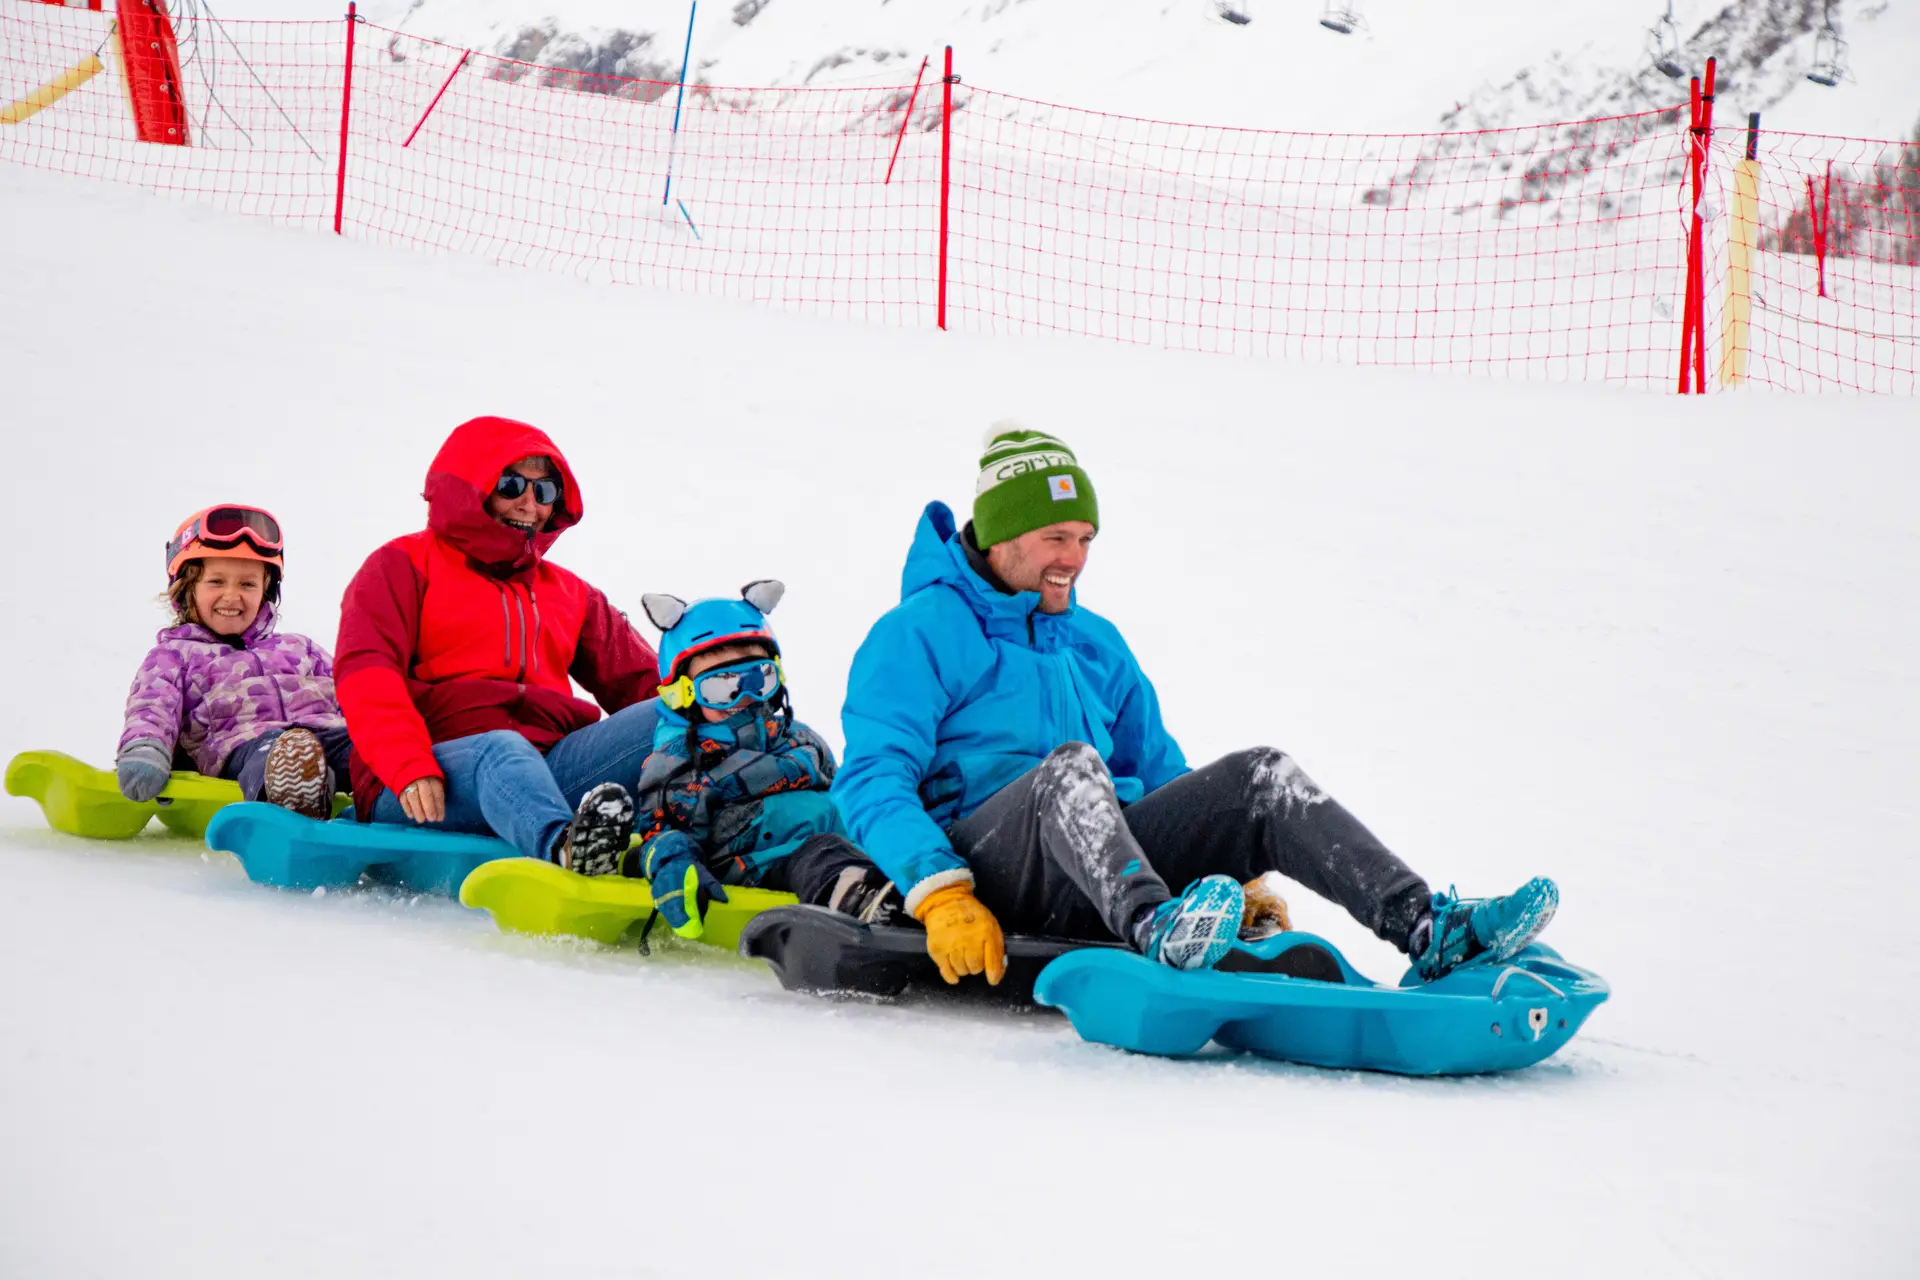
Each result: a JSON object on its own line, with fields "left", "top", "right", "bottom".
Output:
{"left": 641, "top": 830, "right": 730, "bottom": 939}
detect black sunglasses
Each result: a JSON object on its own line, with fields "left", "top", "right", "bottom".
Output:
{"left": 495, "top": 473, "right": 561, "bottom": 505}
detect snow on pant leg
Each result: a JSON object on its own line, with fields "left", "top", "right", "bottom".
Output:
{"left": 754, "top": 833, "right": 877, "bottom": 906}
{"left": 947, "top": 743, "right": 1173, "bottom": 943}
{"left": 368, "top": 730, "right": 574, "bottom": 861}
{"left": 1120, "top": 748, "right": 1431, "bottom": 950}
{"left": 222, "top": 730, "right": 281, "bottom": 801}
{"left": 541, "top": 699, "right": 663, "bottom": 808}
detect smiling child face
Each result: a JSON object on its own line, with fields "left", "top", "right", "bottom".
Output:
{"left": 192, "top": 557, "right": 269, "bottom": 636}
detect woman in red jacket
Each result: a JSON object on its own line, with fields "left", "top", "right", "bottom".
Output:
{"left": 334, "top": 416, "right": 662, "bottom": 870}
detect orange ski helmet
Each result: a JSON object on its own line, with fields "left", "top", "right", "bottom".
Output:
{"left": 166, "top": 505, "right": 285, "bottom": 589}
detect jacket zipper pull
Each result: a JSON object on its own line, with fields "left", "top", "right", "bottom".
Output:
{"left": 527, "top": 587, "right": 539, "bottom": 678}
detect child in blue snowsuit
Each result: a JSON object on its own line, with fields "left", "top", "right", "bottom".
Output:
{"left": 612, "top": 580, "right": 888, "bottom": 937}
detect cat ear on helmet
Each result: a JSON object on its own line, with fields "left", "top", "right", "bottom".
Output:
{"left": 640, "top": 593, "right": 688, "bottom": 632}
{"left": 740, "top": 579, "right": 785, "bottom": 614}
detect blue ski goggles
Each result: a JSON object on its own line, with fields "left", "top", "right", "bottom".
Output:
{"left": 660, "top": 656, "right": 783, "bottom": 713}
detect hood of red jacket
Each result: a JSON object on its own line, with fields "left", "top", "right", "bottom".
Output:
{"left": 423, "top": 416, "right": 583, "bottom": 573}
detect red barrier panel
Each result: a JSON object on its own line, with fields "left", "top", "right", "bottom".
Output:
{"left": 114, "top": 0, "right": 187, "bottom": 146}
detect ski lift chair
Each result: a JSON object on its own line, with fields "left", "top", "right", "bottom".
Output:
{"left": 1647, "top": 3, "right": 1686, "bottom": 79}
{"left": 1320, "top": 3, "right": 1362, "bottom": 35}
{"left": 1806, "top": 22, "right": 1847, "bottom": 87}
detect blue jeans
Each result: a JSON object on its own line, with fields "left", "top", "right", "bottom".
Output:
{"left": 369, "top": 700, "right": 662, "bottom": 860}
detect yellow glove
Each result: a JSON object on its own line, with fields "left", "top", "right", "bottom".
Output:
{"left": 915, "top": 883, "right": 1007, "bottom": 986}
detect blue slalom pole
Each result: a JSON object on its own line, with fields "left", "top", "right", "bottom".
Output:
{"left": 661, "top": 0, "right": 696, "bottom": 206}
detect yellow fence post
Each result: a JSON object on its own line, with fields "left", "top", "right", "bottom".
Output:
{"left": 1719, "top": 114, "right": 1762, "bottom": 387}
{"left": 0, "top": 54, "right": 105, "bottom": 126}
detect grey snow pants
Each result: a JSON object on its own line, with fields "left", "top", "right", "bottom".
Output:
{"left": 946, "top": 743, "right": 1431, "bottom": 952}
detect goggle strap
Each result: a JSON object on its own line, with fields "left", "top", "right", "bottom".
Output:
{"left": 659, "top": 675, "right": 696, "bottom": 710}
{"left": 168, "top": 524, "right": 283, "bottom": 570}
{"left": 658, "top": 657, "right": 783, "bottom": 713}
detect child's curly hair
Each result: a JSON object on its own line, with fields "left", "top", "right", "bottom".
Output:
{"left": 164, "top": 560, "right": 282, "bottom": 626}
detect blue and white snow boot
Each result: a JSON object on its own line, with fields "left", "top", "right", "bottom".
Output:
{"left": 1135, "top": 875, "right": 1246, "bottom": 971}
{"left": 1411, "top": 876, "right": 1560, "bottom": 982}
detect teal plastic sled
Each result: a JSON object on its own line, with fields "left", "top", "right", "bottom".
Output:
{"left": 1034, "top": 931, "right": 1608, "bottom": 1075}
{"left": 206, "top": 802, "right": 509, "bottom": 896}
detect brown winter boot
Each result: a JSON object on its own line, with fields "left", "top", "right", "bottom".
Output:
{"left": 1241, "top": 871, "right": 1293, "bottom": 939}
{"left": 262, "top": 728, "right": 331, "bottom": 820}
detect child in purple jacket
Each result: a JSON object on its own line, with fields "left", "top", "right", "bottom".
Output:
{"left": 115, "top": 505, "right": 351, "bottom": 817}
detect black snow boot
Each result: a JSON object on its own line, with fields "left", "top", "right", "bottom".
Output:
{"left": 556, "top": 782, "right": 636, "bottom": 877}
{"left": 826, "top": 865, "right": 901, "bottom": 926}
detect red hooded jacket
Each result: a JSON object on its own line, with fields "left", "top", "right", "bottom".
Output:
{"left": 335, "top": 416, "right": 660, "bottom": 818}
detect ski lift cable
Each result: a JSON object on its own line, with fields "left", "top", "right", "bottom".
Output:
{"left": 1319, "top": 3, "right": 1365, "bottom": 36}
{"left": 178, "top": 0, "right": 255, "bottom": 149}
{"left": 156, "top": 5, "right": 218, "bottom": 152}
{"left": 1648, "top": 2, "right": 1686, "bottom": 80}
{"left": 1807, "top": 0, "right": 1847, "bottom": 87}
{"left": 196, "top": 0, "right": 326, "bottom": 161}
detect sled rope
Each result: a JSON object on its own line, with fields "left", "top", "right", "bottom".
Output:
{"left": 1491, "top": 967, "right": 1564, "bottom": 1000}
{"left": 635, "top": 907, "right": 661, "bottom": 957}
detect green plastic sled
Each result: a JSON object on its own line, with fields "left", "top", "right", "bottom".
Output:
{"left": 460, "top": 856, "right": 796, "bottom": 950}
{"left": 5, "top": 749, "right": 242, "bottom": 840}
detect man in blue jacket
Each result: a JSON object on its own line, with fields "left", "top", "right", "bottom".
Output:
{"left": 833, "top": 426, "right": 1559, "bottom": 985}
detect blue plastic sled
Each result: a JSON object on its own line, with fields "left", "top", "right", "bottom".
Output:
{"left": 1034, "top": 932, "right": 1608, "bottom": 1076}
{"left": 205, "top": 802, "right": 510, "bottom": 896}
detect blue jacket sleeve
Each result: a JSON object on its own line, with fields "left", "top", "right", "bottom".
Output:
{"left": 831, "top": 604, "right": 973, "bottom": 909}
{"left": 1107, "top": 649, "right": 1188, "bottom": 796}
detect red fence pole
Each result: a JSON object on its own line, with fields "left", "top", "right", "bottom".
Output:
{"left": 1818, "top": 160, "right": 1832, "bottom": 298}
{"left": 1677, "top": 60, "right": 1716, "bottom": 393}
{"left": 937, "top": 45, "right": 954, "bottom": 331}
{"left": 1691, "top": 57, "right": 1716, "bottom": 393}
{"left": 1677, "top": 75, "right": 1701, "bottom": 393}
{"left": 402, "top": 48, "right": 468, "bottom": 148}
{"left": 884, "top": 55, "right": 928, "bottom": 185}
{"left": 334, "top": 2, "right": 357, "bottom": 236}
{"left": 1806, "top": 174, "right": 1827, "bottom": 299}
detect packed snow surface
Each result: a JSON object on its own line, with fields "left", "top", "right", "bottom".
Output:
{"left": 3, "top": 161, "right": 1918, "bottom": 1277}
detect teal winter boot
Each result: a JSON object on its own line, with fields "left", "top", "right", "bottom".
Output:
{"left": 1134, "top": 875, "right": 1246, "bottom": 971}
{"left": 1410, "top": 877, "right": 1560, "bottom": 982}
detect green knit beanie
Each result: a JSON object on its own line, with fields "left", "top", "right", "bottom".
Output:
{"left": 972, "top": 424, "right": 1099, "bottom": 549}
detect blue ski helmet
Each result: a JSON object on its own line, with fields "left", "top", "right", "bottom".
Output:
{"left": 641, "top": 579, "right": 784, "bottom": 683}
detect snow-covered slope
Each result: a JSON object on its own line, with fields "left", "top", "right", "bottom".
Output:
{"left": 3, "top": 161, "right": 1917, "bottom": 1276}
{"left": 319, "top": 0, "right": 1920, "bottom": 136}
{"left": 1438, "top": 0, "right": 1920, "bottom": 140}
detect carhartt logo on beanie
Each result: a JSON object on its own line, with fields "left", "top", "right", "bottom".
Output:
{"left": 972, "top": 423, "right": 1099, "bottom": 548}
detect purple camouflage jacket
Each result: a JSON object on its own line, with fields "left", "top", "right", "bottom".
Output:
{"left": 118, "top": 602, "right": 346, "bottom": 777}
